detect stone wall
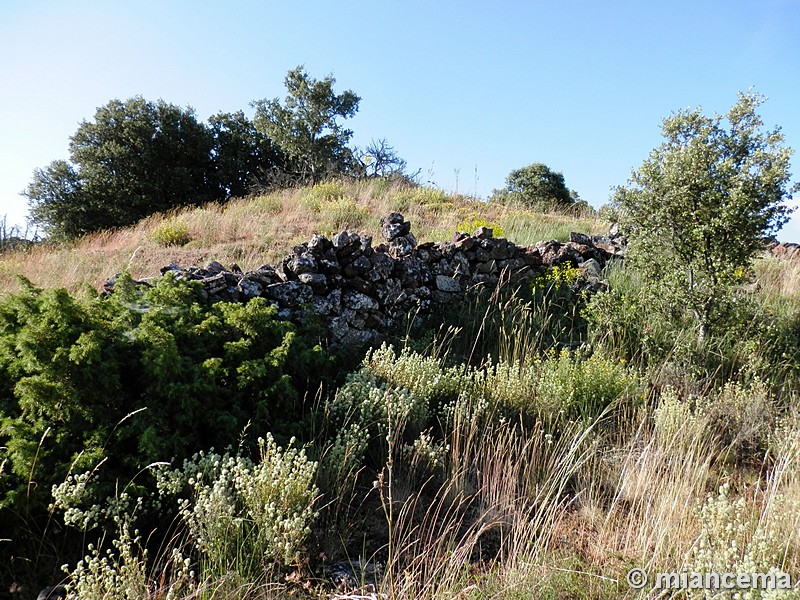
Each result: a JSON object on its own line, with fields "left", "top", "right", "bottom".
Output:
{"left": 769, "top": 242, "right": 800, "bottom": 261}
{"left": 105, "top": 213, "right": 625, "bottom": 347}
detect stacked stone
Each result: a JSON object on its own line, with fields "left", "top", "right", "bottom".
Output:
{"left": 105, "top": 214, "right": 618, "bottom": 348}
{"left": 769, "top": 242, "right": 800, "bottom": 260}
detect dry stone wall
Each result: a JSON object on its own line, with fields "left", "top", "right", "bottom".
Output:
{"left": 105, "top": 213, "right": 625, "bottom": 347}
{"left": 769, "top": 242, "right": 800, "bottom": 260}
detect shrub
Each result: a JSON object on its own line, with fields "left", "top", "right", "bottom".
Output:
{"left": 614, "top": 92, "right": 796, "bottom": 344}
{"left": 0, "top": 275, "right": 332, "bottom": 517}
{"left": 534, "top": 349, "right": 640, "bottom": 420}
{"left": 364, "top": 344, "right": 464, "bottom": 404}
{"left": 328, "top": 368, "right": 430, "bottom": 435}
{"left": 300, "top": 180, "right": 346, "bottom": 213}
{"left": 696, "top": 379, "right": 776, "bottom": 464}
{"left": 392, "top": 186, "right": 452, "bottom": 215}
{"left": 584, "top": 265, "right": 682, "bottom": 368}
{"left": 158, "top": 434, "right": 319, "bottom": 578}
{"left": 149, "top": 218, "right": 192, "bottom": 247}
{"left": 653, "top": 386, "right": 707, "bottom": 451}
{"left": 65, "top": 521, "right": 153, "bottom": 600}
{"left": 54, "top": 434, "right": 318, "bottom": 595}
{"left": 685, "top": 483, "right": 800, "bottom": 599}
{"left": 251, "top": 194, "right": 283, "bottom": 214}
{"left": 321, "top": 197, "right": 370, "bottom": 229}
{"left": 455, "top": 217, "right": 505, "bottom": 238}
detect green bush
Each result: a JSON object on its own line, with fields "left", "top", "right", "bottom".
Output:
{"left": 251, "top": 194, "right": 283, "bottom": 215}
{"left": 534, "top": 349, "right": 640, "bottom": 420}
{"left": 696, "top": 379, "right": 776, "bottom": 464}
{"left": 586, "top": 264, "right": 800, "bottom": 389}
{"left": 300, "top": 180, "right": 346, "bottom": 212}
{"left": 653, "top": 386, "right": 706, "bottom": 450}
{"left": 321, "top": 196, "right": 370, "bottom": 229}
{"left": 392, "top": 186, "right": 452, "bottom": 214}
{"left": 149, "top": 218, "right": 192, "bottom": 246}
{"left": 0, "top": 275, "right": 332, "bottom": 517}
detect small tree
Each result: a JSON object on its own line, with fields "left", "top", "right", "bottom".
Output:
{"left": 252, "top": 66, "right": 360, "bottom": 184}
{"left": 492, "top": 163, "right": 574, "bottom": 208}
{"left": 614, "top": 91, "right": 797, "bottom": 340}
{"left": 357, "top": 138, "right": 407, "bottom": 178}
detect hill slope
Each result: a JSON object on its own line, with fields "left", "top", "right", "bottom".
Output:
{"left": 0, "top": 179, "right": 605, "bottom": 294}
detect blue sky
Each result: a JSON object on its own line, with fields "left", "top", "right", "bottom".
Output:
{"left": 2, "top": 0, "right": 799, "bottom": 239}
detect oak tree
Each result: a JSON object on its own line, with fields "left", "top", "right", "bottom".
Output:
{"left": 614, "top": 91, "right": 797, "bottom": 339}
{"left": 252, "top": 66, "right": 360, "bottom": 184}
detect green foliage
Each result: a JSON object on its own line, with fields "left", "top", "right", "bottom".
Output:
{"left": 300, "top": 180, "right": 347, "bottom": 212}
{"left": 250, "top": 193, "right": 284, "bottom": 215}
{"left": 252, "top": 66, "right": 361, "bottom": 184}
{"left": 534, "top": 349, "right": 639, "bottom": 421}
{"left": 24, "top": 96, "right": 294, "bottom": 240}
{"left": 584, "top": 265, "right": 683, "bottom": 368}
{"left": 26, "top": 97, "right": 220, "bottom": 239}
{"left": 491, "top": 163, "right": 575, "bottom": 208}
{"left": 23, "top": 159, "right": 91, "bottom": 239}
{"left": 614, "top": 91, "right": 798, "bottom": 341}
{"left": 64, "top": 520, "right": 160, "bottom": 600}
{"left": 207, "top": 109, "right": 285, "bottom": 197}
{"left": 0, "top": 281, "right": 131, "bottom": 508}
{"left": 321, "top": 197, "right": 370, "bottom": 230}
{"left": 532, "top": 262, "right": 582, "bottom": 289}
{"left": 695, "top": 379, "right": 776, "bottom": 464}
{"left": 653, "top": 386, "right": 705, "bottom": 450}
{"left": 149, "top": 219, "right": 192, "bottom": 247}
{"left": 327, "top": 343, "right": 639, "bottom": 447}
{"left": 455, "top": 216, "right": 505, "bottom": 238}
{"left": 391, "top": 185, "right": 453, "bottom": 215}
{"left": 585, "top": 263, "right": 800, "bottom": 386}
{"left": 297, "top": 182, "right": 371, "bottom": 228}
{"left": 59, "top": 434, "right": 318, "bottom": 595}
{"left": 0, "top": 275, "right": 332, "bottom": 515}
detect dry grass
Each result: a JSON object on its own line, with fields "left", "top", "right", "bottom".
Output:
{"left": 753, "top": 255, "right": 800, "bottom": 301}
{"left": 588, "top": 413, "right": 717, "bottom": 571}
{"left": 0, "top": 179, "right": 606, "bottom": 295}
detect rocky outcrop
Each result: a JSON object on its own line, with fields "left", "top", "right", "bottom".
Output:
{"left": 105, "top": 214, "right": 620, "bottom": 347}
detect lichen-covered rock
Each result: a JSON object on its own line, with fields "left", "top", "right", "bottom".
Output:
{"left": 343, "top": 290, "right": 379, "bottom": 312}
{"left": 264, "top": 281, "right": 313, "bottom": 306}
{"left": 380, "top": 212, "right": 411, "bottom": 241}
{"left": 237, "top": 277, "right": 263, "bottom": 299}
{"left": 205, "top": 260, "right": 227, "bottom": 275}
{"left": 298, "top": 272, "right": 328, "bottom": 292}
{"left": 288, "top": 252, "right": 318, "bottom": 275}
{"left": 435, "top": 274, "right": 461, "bottom": 293}
{"left": 200, "top": 272, "right": 228, "bottom": 294}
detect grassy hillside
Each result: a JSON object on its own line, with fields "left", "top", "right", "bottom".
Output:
{"left": 0, "top": 179, "right": 605, "bottom": 294}
{"left": 2, "top": 180, "right": 800, "bottom": 600}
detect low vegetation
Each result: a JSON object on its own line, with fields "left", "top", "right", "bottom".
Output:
{"left": 1, "top": 90, "right": 799, "bottom": 600}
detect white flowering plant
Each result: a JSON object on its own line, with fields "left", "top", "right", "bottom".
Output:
{"left": 156, "top": 433, "right": 319, "bottom": 581}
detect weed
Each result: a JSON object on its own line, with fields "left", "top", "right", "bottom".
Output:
{"left": 149, "top": 219, "right": 192, "bottom": 247}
